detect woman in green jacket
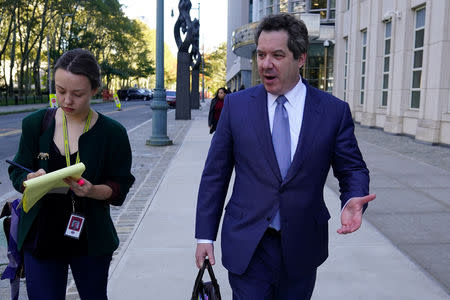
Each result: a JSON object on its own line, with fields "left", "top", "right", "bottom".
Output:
{"left": 9, "top": 49, "right": 135, "bottom": 300}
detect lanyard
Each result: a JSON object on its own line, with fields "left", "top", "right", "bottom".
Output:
{"left": 62, "top": 109, "right": 92, "bottom": 167}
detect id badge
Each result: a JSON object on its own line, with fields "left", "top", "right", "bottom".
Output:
{"left": 64, "top": 214, "right": 85, "bottom": 239}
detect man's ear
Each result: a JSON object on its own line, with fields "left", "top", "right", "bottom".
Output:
{"left": 298, "top": 52, "right": 307, "bottom": 69}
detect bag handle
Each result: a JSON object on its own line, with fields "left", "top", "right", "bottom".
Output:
{"left": 204, "top": 259, "right": 221, "bottom": 300}
{"left": 190, "top": 258, "right": 221, "bottom": 300}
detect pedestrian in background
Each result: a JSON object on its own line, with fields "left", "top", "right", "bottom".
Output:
{"left": 9, "top": 48, "right": 135, "bottom": 300}
{"left": 208, "top": 87, "right": 229, "bottom": 134}
{"left": 195, "top": 13, "right": 375, "bottom": 299}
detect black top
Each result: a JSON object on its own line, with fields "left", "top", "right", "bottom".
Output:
{"left": 23, "top": 141, "right": 88, "bottom": 258}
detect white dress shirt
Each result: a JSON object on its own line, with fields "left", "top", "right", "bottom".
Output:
{"left": 267, "top": 77, "right": 306, "bottom": 160}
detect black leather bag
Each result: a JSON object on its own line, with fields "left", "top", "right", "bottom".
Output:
{"left": 191, "top": 259, "right": 222, "bottom": 300}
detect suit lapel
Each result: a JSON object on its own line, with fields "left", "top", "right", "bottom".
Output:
{"left": 284, "top": 81, "right": 323, "bottom": 185}
{"left": 248, "top": 85, "right": 282, "bottom": 182}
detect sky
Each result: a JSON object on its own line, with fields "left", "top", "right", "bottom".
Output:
{"left": 119, "top": 0, "right": 228, "bottom": 55}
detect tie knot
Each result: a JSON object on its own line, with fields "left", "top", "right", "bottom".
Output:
{"left": 276, "top": 95, "right": 287, "bottom": 106}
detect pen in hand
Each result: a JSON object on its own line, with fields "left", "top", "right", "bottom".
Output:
{"left": 5, "top": 159, "right": 34, "bottom": 173}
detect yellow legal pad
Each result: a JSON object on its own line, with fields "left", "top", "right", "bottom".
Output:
{"left": 21, "top": 163, "right": 86, "bottom": 213}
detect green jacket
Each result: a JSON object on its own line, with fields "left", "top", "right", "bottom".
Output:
{"left": 9, "top": 108, "right": 135, "bottom": 256}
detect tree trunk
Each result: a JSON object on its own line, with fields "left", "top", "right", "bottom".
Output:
{"left": 9, "top": 12, "right": 17, "bottom": 99}
{"left": 18, "top": 0, "right": 38, "bottom": 100}
{"left": 33, "top": 0, "right": 50, "bottom": 98}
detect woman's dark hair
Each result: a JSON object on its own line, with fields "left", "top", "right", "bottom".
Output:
{"left": 255, "top": 13, "right": 309, "bottom": 59}
{"left": 54, "top": 49, "right": 101, "bottom": 90}
{"left": 215, "top": 87, "right": 228, "bottom": 98}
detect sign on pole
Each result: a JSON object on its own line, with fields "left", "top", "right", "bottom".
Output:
{"left": 49, "top": 94, "right": 58, "bottom": 108}
{"left": 113, "top": 93, "right": 121, "bottom": 111}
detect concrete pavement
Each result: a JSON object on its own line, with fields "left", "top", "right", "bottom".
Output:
{"left": 106, "top": 103, "right": 448, "bottom": 299}
{"left": 0, "top": 100, "right": 449, "bottom": 299}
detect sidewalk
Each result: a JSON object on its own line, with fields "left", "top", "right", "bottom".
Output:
{"left": 0, "top": 100, "right": 448, "bottom": 299}
{"left": 107, "top": 104, "right": 448, "bottom": 299}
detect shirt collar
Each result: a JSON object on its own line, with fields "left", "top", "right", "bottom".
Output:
{"left": 268, "top": 76, "right": 305, "bottom": 109}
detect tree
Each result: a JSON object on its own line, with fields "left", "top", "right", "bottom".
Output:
{"left": 203, "top": 42, "right": 227, "bottom": 94}
{"left": 138, "top": 26, "right": 177, "bottom": 89}
{"left": 0, "top": 0, "right": 163, "bottom": 100}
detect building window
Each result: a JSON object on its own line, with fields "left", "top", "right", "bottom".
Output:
{"left": 249, "top": 0, "right": 253, "bottom": 22}
{"left": 382, "top": 21, "right": 391, "bottom": 107}
{"left": 280, "top": 0, "right": 288, "bottom": 12}
{"left": 329, "top": 0, "right": 336, "bottom": 19}
{"left": 344, "top": 37, "right": 348, "bottom": 101}
{"left": 259, "top": 0, "right": 264, "bottom": 18}
{"left": 290, "top": 0, "right": 306, "bottom": 15}
{"left": 411, "top": 7, "right": 425, "bottom": 109}
{"left": 266, "top": 0, "right": 274, "bottom": 15}
{"left": 360, "top": 30, "right": 367, "bottom": 105}
{"left": 347, "top": 0, "right": 351, "bottom": 10}
{"left": 308, "top": 0, "right": 335, "bottom": 21}
{"left": 310, "top": 0, "right": 327, "bottom": 19}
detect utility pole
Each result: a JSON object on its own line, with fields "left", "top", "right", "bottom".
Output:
{"left": 147, "top": 0, "right": 172, "bottom": 146}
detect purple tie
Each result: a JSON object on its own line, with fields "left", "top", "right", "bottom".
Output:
{"left": 270, "top": 95, "right": 291, "bottom": 230}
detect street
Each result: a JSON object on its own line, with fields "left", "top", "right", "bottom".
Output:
{"left": 0, "top": 101, "right": 154, "bottom": 202}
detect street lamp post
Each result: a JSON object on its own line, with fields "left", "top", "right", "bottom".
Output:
{"left": 201, "top": 45, "right": 205, "bottom": 103}
{"left": 192, "top": 1, "right": 205, "bottom": 103}
{"left": 147, "top": 0, "right": 172, "bottom": 146}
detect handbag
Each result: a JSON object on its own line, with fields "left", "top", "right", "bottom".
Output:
{"left": 190, "top": 259, "right": 222, "bottom": 300}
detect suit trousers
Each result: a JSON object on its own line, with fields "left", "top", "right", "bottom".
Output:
{"left": 24, "top": 251, "right": 112, "bottom": 300}
{"left": 228, "top": 229, "right": 317, "bottom": 300}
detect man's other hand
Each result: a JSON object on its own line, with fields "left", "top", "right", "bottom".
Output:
{"left": 195, "top": 243, "right": 215, "bottom": 268}
{"left": 338, "top": 194, "right": 376, "bottom": 234}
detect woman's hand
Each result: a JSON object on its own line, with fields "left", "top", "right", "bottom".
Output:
{"left": 26, "top": 169, "right": 46, "bottom": 180}
{"left": 63, "top": 177, "right": 113, "bottom": 200}
{"left": 64, "top": 177, "right": 93, "bottom": 198}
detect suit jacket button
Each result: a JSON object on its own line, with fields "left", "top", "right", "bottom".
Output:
{"left": 266, "top": 216, "right": 271, "bottom": 221}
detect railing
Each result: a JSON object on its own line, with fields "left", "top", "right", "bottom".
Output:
{"left": 0, "top": 92, "right": 50, "bottom": 106}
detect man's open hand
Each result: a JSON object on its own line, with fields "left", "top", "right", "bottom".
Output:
{"left": 338, "top": 194, "right": 376, "bottom": 234}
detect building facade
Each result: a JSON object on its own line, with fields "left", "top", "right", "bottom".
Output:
{"left": 333, "top": 0, "right": 450, "bottom": 145}
{"left": 227, "top": 0, "right": 337, "bottom": 92}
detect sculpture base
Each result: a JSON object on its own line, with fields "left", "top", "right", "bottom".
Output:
{"left": 146, "top": 137, "right": 173, "bottom": 146}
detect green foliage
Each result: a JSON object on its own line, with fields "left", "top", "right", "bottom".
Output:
{"left": 0, "top": 0, "right": 176, "bottom": 95}
{"left": 203, "top": 42, "right": 227, "bottom": 94}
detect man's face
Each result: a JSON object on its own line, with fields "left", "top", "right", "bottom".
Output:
{"left": 256, "top": 30, "right": 306, "bottom": 96}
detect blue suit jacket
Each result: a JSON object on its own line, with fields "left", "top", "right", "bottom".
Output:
{"left": 195, "top": 80, "right": 369, "bottom": 278}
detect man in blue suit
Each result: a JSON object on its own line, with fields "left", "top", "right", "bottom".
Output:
{"left": 195, "top": 13, "right": 376, "bottom": 299}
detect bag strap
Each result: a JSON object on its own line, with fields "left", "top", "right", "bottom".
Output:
{"left": 41, "top": 107, "right": 57, "bottom": 134}
{"left": 191, "top": 260, "right": 207, "bottom": 300}
{"left": 190, "top": 259, "right": 222, "bottom": 300}
{"left": 204, "top": 259, "right": 222, "bottom": 299}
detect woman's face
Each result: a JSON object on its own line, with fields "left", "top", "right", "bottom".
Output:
{"left": 218, "top": 89, "right": 226, "bottom": 100}
{"left": 55, "top": 68, "right": 96, "bottom": 117}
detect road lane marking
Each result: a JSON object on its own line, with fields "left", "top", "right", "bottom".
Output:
{"left": 0, "top": 105, "right": 148, "bottom": 137}
{"left": 103, "top": 105, "right": 147, "bottom": 115}
{"left": 0, "top": 129, "right": 22, "bottom": 137}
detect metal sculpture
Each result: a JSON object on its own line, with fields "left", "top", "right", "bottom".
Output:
{"left": 174, "top": 0, "right": 194, "bottom": 119}
{"left": 190, "top": 19, "right": 200, "bottom": 109}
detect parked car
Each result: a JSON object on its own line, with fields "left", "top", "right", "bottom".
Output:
{"left": 117, "top": 88, "right": 152, "bottom": 101}
{"left": 144, "top": 89, "right": 154, "bottom": 100}
{"left": 166, "top": 90, "right": 176, "bottom": 108}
